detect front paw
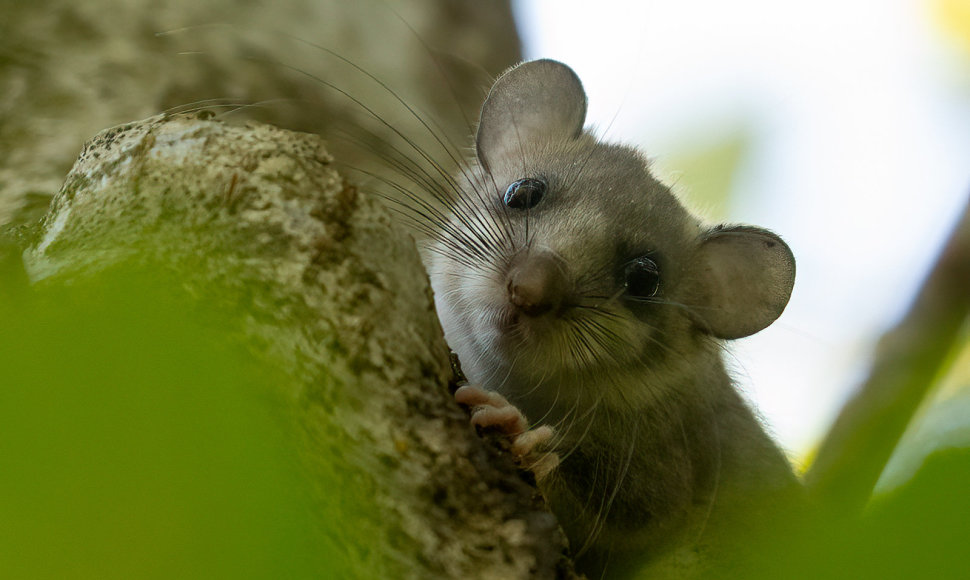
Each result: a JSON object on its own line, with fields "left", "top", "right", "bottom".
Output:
{"left": 454, "top": 384, "right": 560, "bottom": 481}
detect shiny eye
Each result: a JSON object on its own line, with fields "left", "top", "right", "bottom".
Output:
{"left": 624, "top": 257, "right": 660, "bottom": 298}
{"left": 503, "top": 178, "right": 546, "bottom": 209}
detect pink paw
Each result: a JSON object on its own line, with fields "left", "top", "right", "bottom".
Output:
{"left": 455, "top": 384, "right": 560, "bottom": 480}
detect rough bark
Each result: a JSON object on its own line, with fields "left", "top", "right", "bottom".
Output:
{"left": 0, "top": 0, "right": 520, "bottom": 228}
{"left": 19, "top": 112, "right": 572, "bottom": 578}
{"left": 2, "top": 0, "right": 573, "bottom": 576}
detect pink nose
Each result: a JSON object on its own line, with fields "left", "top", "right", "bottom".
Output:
{"left": 507, "top": 252, "right": 567, "bottom": 317}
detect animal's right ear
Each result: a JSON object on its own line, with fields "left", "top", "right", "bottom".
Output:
{"left": 476, "top": 59, "right": 587, "bottom": 173}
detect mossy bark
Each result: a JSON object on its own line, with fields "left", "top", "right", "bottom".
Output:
{"left": 18, "top": 113, "right": 573, "bottom": 578}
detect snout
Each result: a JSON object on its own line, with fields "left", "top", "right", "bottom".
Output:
{"left": 507, "top": 251, "right": 569, "bottom": 317}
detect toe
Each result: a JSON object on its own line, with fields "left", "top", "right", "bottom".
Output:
{"left": 511, "top": 425, "right": 555, "bottom": 456}
{"left": 470, "top": 405, "right": 528, "bottom": 435}
{"left": 455, "top": 384, "right": 510, "bottom": 408}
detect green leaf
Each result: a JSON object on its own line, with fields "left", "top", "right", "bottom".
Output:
{"left": 0, "top": 270, "right": 344, "bottom": 579}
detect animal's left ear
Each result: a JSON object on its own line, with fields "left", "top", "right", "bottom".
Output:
{"left": 681, "top": 225, "right": 795, "bottom": 340}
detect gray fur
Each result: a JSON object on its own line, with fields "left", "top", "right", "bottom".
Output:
{"left": 426, "top": 59, "right": 801, "bottom": 578}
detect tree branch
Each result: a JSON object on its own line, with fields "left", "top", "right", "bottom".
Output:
{"left": 805, "top": 194, "right": 970, "bottom": 513}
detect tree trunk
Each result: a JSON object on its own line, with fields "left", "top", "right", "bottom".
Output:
{"left": 2, "top": 1, "right": 579, "bottom": 577}
{"left": 0, "top": 0, "right": 520, "bottom": 228}
{"left": 14, "top": 110, "right": 573, "bottom": 579}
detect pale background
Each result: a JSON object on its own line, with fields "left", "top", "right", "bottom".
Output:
{"left": 513, "top": 0, "right": 970, "bottom": 470}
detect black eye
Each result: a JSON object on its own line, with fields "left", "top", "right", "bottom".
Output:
{"left": 624, "top": 257, "right": 660, "bottom": 298}
{"left": 504, "top": 178, "right": 546, "bottom": 209}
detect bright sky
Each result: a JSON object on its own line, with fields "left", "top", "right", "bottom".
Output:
{"left": 513, "top": 0, "right": 970, "bottom": 463}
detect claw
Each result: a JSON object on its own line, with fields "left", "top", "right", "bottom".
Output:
{"left": 455, "top": 384, "right": 561, "bottom": 482}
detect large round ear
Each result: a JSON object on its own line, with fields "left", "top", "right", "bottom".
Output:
{"left": 681, "top": 225, "right": 795, "bottom": 340}
{"left": 476, "top": 59, "right": 587, "bottom": 172}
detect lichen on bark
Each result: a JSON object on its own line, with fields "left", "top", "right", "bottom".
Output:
{"left": 16, "top": 112, "right": 572, "bottom": 578}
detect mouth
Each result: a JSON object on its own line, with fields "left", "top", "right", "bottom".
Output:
{"left": 492, "top": 304, "right": 520, "bottom": 335}
{"left": 492, "top": 303, "right": 560, "bottom": 348}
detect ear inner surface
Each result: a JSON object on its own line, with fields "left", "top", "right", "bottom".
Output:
{"left": 683, "top": 226, "right": 795, "bottom": 340}
{"left": 476, "top": 59, "right": 587, "bottom": 173}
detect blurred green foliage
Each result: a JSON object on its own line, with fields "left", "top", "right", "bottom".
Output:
{"left": 878, "top": 336, "right": 970, "bottom": 491}
{"left": 653, "top": 127, "right": 751, "bottom": 222}
{"left": 0, "top": 267, "right": 348, "bottom": 579}
{"left": 761, "top": 447, "right": 970, "bottom": 580}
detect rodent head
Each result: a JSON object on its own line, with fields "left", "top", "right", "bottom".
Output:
{"left": 427, "top": 59, "right": 795, "bottom": 405}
